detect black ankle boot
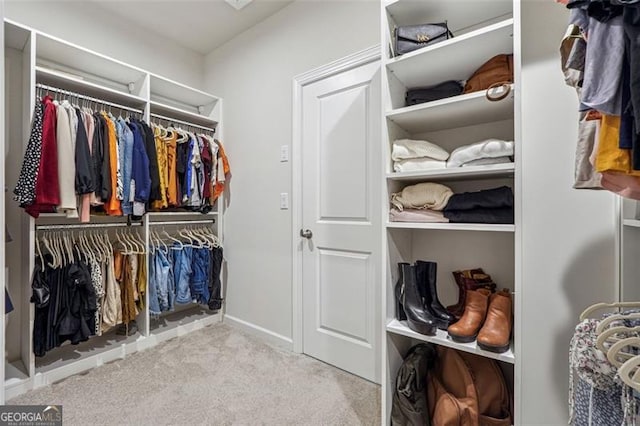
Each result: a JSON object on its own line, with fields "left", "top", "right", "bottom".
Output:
{"left": 395, "top": 262, "right": 409, "bottom": 321}
{"left": 416, "top": 260, "right": 454, "bottom": 330}
{"left": 401, "top": 264, "right": 437, "bottom": 336}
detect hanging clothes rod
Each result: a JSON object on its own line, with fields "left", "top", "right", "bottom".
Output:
{"left": 35, "top": 83, "right": 144, "bottom": 114}
{"left": 150, "top": 112, "right": 216, "bottom": 133}
{"left": 36, "top": 222, "right": 143, "bottom": 231}
{"left": 149, "top": 220, "right": 215, "bottom": 226}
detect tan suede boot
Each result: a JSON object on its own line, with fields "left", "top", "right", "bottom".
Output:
{"left": 447, "top": 288, "right": 491, "bottom": 343}
{"left": 477, "top": 289, "right": 513, "bottom": 353}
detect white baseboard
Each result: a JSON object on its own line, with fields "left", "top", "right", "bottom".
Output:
{"left": 223, "top": 315, "right": 293, "bottom": 351}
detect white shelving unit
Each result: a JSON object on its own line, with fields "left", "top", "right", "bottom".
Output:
{"left": 2, "top": 19, "right": 226, "bottom": 403}
{"left": 382, "top": 0, "right": 517, "bottom": 423}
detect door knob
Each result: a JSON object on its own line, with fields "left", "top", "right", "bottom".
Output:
{"left": 300, "top": 229, "right": 313, "bottom": 239}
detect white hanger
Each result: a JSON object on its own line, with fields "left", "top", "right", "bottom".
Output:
{"left": 607, "top": 337, "right": 640, "bottom": 367}
{"left": 618, "top": 354, "right": 640, "bottom": 391}
{"left": 163, "top": 228, "right": 184, "bottom": 250}
{"left": 596, "top": 325, "right": 640, "bottom": 353}
{"left": 36, "top": 234, "right": 45, "bottom": 269}
{"left": 596, "top": 312, "right": 640, "bottom": 334}
{"left": 41, "top": 232, "right": 57, "bottom": 268}
{"left": 580, "top": 301, "right": 640, "bottom": 321}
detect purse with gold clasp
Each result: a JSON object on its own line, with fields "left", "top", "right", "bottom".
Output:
{"left": 394, "top": 22, "right": 454, "bottom": 56}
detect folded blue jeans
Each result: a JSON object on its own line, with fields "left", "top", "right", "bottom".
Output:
{"left": 191, "top": 248, "right": 210, "bottom": 305}
{"left": 155, "top": 248, "right": 172, "bottom": 311}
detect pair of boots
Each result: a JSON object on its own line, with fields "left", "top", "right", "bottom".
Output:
{"left": 447, "top": 288, "right": 513, "bottom": 353}
{"left": 447, "top": 268, "right": 496, "bottom": 318}
{"left": 395, "top": 261, "right": 454, "bottom": 336}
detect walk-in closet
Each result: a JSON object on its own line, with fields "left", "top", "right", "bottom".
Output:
{"left": 0, "top": 0, "right": 634, "bottom": 424}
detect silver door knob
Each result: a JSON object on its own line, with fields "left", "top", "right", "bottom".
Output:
{"left": 300, "top": 229, "right": 313, "bottom": 239}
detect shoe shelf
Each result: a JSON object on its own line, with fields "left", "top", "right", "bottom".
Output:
{"left": 387, "top": 163, "right": 515, "bottom": 182}
{"left": 623, "top": 219, "right": 640, "bottom": 228}
{"left": 386, "top": 222, "right": 515, "bottom": 232}
{"left": 386, "top": 319, "right": 515, "bottom": 364}
{"left": 385, "top": 18, "right": 513, "bottom": 89}
{"left": 386, "top": 86, "right": 514, "bottom": 134}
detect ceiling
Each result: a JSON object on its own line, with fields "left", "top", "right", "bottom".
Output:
{"left": 93, "top": 0, "right": 293, "bottom": 55}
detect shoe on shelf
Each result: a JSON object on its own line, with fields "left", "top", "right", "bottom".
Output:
{"left": 477, "top": 289, "right": 513, "bottom": 353}
{"left": 447, "top": 288, "right": 491, "bottom": 343}
{"left": 415, "top": 260, "right": 454, "bottom": 330}
{"left": 401, "top": 263, "right": 437, "bottom": 336}
{"left": 394, "top": 262, "right": 410, "bottom": 321}
{"left": 447, "top": 269, "right": 496, "bottom": 318}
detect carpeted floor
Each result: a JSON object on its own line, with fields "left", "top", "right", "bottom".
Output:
{"left": 9, "top": 324, "right": 381, "bottom": 425}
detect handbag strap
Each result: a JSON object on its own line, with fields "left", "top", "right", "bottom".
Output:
{"left": 486, "top": 82, "right": 511, "bottom": 102}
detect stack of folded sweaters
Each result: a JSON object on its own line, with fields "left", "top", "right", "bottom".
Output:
{"left": 390, "top": 183, "right": 514, "bottom": 224}
{"left": 392, "top": 138, "right": 515, "bottom": 172}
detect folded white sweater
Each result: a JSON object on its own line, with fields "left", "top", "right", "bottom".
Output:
{"left": 394, "top": 158, "right": 447, "bottom": 172}
{"left": 447, "top": 139, "right": 514, "bottom": 168}
{"left": 392, "top": 139, "right": 449, "bottom": 161}
{"left": 461, "top": 156, "right": 513, "bottom": 167}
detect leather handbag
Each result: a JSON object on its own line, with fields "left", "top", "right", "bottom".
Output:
{"left": 390, "top": 343, "right": 436, "bottom": 426}
{"left": 406, "top": 80, "right": 464, "bottom": 106}
{"left": 394, "top": 22, "right": 454, "bottom": 56}
{"left": 464, "top": 54, "right": 514, "bottom": 101}
{"left": 427, "top": 346, "right": 511, "bottom": 426}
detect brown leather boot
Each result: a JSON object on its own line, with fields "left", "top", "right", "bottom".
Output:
{"left": 447, "top": 269, "right": 496, "bottom": 318}
{"left": 477, "top": 289, "right": 512, "bottom": 353}
{"left": 447, "top": 288, "right": 491, "bottom": 343}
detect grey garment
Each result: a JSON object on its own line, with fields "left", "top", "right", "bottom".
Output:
{"left": 574, "top": 112, "right": 603, "bottom": 189}
{"left": 560, "top": 28, "right": 603, "bottom": 189}
{"left": 391, "top": 343, "right": 436, "bottom": 426}
{"left": 624, "top": 6, "right": 640, "bottom": 131}
{"left": 572, "top": 378, "right": 624, "bottom": 426}
{"left": 582, "top": 15, "right": 625, "bottom": 116}
{"left": 569, "top": 7, "right": 591, "bottom": 30}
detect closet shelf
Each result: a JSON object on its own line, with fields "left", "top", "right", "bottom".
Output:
{"left": 385, "top": 18, "right": 513, "bottom": 89}
{"left": 146, "top": 211, "right": 219, "bottom": 218}
{"left": 386, "top": 222, "right": 515, "bottom": 232}
{"left": 386, "top": 86, "right": 514, "bottom": 133}
{"left": 623, "top": 219, "right": 640, "bottom": 228}
{"left": 387, "top": 319, "right": 515, "bottom": 364}
{"left": 385, "top": 1, "right": 512, "bottom": 36}
{"left": 150, "top": 101, "right": 218, "bottom": 128}
{"left": 387, "top": 163, "right": 514, "bottom": 182}
{"left": 150, "top": 74, "right": 219, "bottom": 109}
{"left": 35, "top": 66, "right": 147, "bottom": 108}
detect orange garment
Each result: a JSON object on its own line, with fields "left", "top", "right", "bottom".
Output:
{"left": 213, "top": 139, "right": 230, "bottom": 202}
{"left": 165, "top": 131, "right": 179, "bottom": 206}
{"left": 152, "top": 127, "right": 169, "bottom": 209}
{"left": 595, "top": 115, "right": 640, "bottom": 176}
{"left": 103, "top": 113, "right": 122, "bottom": 216}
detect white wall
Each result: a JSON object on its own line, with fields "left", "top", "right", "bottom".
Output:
{"left": 5, "top": 0, "right": 204, "bottom": 88}
{"left": 519, "top": 1, "right": 617, "bottom": 423}
{"left": 204, "top": 0, "right": 380, "bottom": 343}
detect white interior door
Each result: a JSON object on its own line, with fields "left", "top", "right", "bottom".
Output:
{"left": 300, "top": 58, "right": 381, "bottom": 383}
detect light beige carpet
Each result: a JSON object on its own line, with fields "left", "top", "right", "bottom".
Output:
{"left": 9, "top": 323, "right": 381, "bottom": 425}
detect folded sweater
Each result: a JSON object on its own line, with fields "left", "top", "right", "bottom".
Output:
{"left": 444, "top": 186, "right": 514, "bottom": 211}
{"left": 392, "top": 139, "right": 449, "bottom": 161}
{"left": 391, "top": 182, "right": 453, "bottom": 212}
{"left": 394, "top": 158, "right": 446, "bottom": 172}
{"left": 389, "top": 208, "right": 449, "bottom": 223}
{"left": 447, "top": 139, "right": 514, "bottom": 168}
{"left": 461, "top": 156, "right": 513, "bottom": 167}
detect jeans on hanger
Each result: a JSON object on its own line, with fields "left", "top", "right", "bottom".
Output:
{"left": 155, "top": 248, "right": 173, "bottom": 311}
{"left": 208, "top": 247, "right": 223, "bottom": 311}
{"left": 191, "top": 248, "right": 210, "bottom": 305}
{"left": 173, "top": 246, "right": 193, "bottom": 304}
{"left": 148, "top": 252, "right": 161, "bottom": 315}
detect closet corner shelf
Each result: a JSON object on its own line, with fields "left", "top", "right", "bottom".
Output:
{"left": 623, "top": 219, "right": 640, "bottom": 228}
{"left": 385, "top": 18, "right": 514, "bottom": 88}
{"left": 386, "top": 86, "right": 514, "bottom": 133}
{"left": 149, "top": 101, "right": 218, "bottom": 128}
{"left": 35, "top": 66, "right": 147, "bottom": 108}
{"left": 387, "top": 163, "right": 514, "bottom": 182}
{"left": 386, "top": 222, "right": 515, "bottom": 232}
{"left": 149, "top": 73, "right": 219, "bottom": 109}
{"left": 387, "top": 319, "right": 515, "bottom": 364}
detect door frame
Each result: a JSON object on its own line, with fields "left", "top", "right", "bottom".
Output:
{"left": 291, "top": 45, "right": 380, "bottom": 353}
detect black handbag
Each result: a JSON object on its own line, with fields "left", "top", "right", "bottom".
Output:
{"left": 394, "top": 22, "right": 454, "bottom": 56}
{"left": 406, "top": 80, "right": 464, "bottom": 106}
